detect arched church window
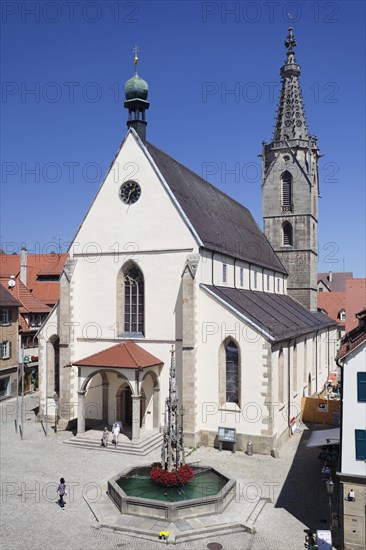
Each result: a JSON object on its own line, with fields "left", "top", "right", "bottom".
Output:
{"left": 281, "top": 171, "right": 293, "bottom": 212}
{"left": 283, "top": 221, "right": 293, "bottom": 246}
{"left": 225, "top": 340, "right": 239, "bottom": 404}
{"left": 124, "top": 264, "right": 144, "bottom": 334}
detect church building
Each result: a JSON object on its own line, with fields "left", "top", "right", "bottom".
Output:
{"left": 38, "top": 29, "right": 337, "bottom": 455}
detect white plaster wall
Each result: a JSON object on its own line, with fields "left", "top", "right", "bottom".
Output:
{"left": 70, "top": 132, "right": 197, "bottom": 254}
{"left": 71, "top": 250, "right": 189, "bottom": 344}
{"left": 197, "top": 289, "right": 271, "bottom": 436}
{"left": 342, "top": 345, "right": 366, "bottom": 476}
{"left": 196, "top": 249, "right": 281, "bottom": 294}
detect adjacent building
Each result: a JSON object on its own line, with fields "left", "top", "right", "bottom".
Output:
{"left": 337, "top": 309, "right": 366, "bottom": 550}
{"left": 0, "top": 284, "right": 21, "bottom": 399}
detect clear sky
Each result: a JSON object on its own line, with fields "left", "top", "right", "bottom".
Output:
{"left": 1, "top": 0, "right": 365, "bottom": 276}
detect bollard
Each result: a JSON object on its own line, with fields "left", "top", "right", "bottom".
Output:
{"left": 247, "top": 441, "right": 253, "bottom": 456}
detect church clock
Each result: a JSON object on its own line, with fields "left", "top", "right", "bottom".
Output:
{"left": 119, "top": 181, "right": 141, "bottom": 205}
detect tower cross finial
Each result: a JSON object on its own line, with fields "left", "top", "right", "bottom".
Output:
{"left": 285, "top": 27, "right": 296, "bottom": 53}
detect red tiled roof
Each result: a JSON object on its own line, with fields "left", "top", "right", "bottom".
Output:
{"left": 73, "top": 342, "right": 163, "bottom": 369}
{"left": 317, "top": 292, "right": 346, "bottom": 326}
{"left": 338, "top": 310, "right": 366, "bottom": 360}
{"left": 0, "top": 277, "right": 50, "bottom": 313}
{"left": 0, "top": 253, "right": 68, "bottom": 305}
{"left": 345, "top": 279, "right": 366, "bottom": 332}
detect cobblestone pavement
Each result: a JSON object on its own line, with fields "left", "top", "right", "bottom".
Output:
{"left": 1, "top": 394, "right": 339, "bottom": 549}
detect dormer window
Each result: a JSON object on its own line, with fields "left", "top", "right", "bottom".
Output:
{"left": 240, "top": 268, "right": 244, "bottom": 287}
{"left": 339, "top": 310, "right": 346, "bottom": 322}
{"left": 223, "top": 263, "right": 227, "bottom": 283}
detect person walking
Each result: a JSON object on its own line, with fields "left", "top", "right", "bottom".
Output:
{"left": 101, "top": 427, "right": 109, "bottom": 447}
{"left": 57, "top": 477, "right": 66, "bottom": 509}
{"left": 112, "top": 423, "right": 120, "bottom": 446}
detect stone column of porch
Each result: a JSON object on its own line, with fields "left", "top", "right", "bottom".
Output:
{"left": 77, "top": 390, "right": 86, "bottom": 434}
{"left": 132, "top": 394, "right": 141, "bottom": 441}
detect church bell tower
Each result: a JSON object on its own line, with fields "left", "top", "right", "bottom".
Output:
{"left": 262, "top": 28, "right": 320, "bottom": 311}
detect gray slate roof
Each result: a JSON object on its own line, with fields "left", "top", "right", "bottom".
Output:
{"left": 202, "top": 284, "right": 336, "bottom": 342}
{"left": 0, "top": 283, "right": 21, "bottom": 307}
{"left": 317, "top": 272, "right": 353, "bottom": 292}
{"left": 146, "top": 142, "right": 287, "bottom": 274}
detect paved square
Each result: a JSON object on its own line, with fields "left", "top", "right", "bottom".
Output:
{"left": 1, "top": 394, "right": 339, "bottom": 549}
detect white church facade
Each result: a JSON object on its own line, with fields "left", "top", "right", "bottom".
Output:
{"left": 38, "top": 29, "right": 337, "bottom": 455}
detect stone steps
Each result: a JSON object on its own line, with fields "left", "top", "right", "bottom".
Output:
{"left": 63, "top": 432, "right": 163, "bottom": 456}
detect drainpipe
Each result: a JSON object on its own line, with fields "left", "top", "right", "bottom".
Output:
{"left": 315, "top": 330, "right": 319, "bottom": 394}
{"left": 287, "top": 339, "right": 292, "bottom": 435}
{"left": 327, "top": 328, "right": 330, "bottom": 379}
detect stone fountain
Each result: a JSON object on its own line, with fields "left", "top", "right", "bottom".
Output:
{"left": 108, "top": 348, "right": 236, "bottom": 521}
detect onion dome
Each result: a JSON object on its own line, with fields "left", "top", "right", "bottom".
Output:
{"left": 124, "top": 49, "right": 148, "bottom": 101}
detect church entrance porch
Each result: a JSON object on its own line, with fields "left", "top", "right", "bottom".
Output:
{"left": 73, "top": 342, "right": 163, "bottom": 442}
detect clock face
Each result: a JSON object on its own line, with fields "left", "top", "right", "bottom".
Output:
{"left": 119, "top": 181, "right": 141, "bottom": 205}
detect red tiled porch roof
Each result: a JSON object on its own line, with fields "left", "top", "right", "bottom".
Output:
{"left": 73, "top": 342, "right": 163, "bottom": 369}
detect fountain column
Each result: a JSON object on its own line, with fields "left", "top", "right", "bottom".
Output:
{"left": 77, "top": 390, "right": 86, "bottom": 434}
{"left": 132, "top": 394, "right": 141, "bottom": 441}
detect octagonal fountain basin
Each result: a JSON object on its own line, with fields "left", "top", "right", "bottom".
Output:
{"left": 108, "top": 464, "right": 236, "bottom": 521}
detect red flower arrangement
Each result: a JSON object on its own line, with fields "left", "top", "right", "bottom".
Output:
{"left": 150, "top": 464, "right": 195, "bottom": 487}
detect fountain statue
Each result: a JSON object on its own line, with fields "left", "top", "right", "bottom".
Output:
{"left": 161, "top": 347, "right": 185, "bottom": 471}
{"left": 150, "top": 347, "right": 194, "bottom": 486}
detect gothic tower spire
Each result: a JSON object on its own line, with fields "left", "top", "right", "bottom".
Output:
{"left": 262, "top": 28, "right": 320, "bottom": 311}
{"left": 273, "top": 27, "right": 310, "bottom": 143}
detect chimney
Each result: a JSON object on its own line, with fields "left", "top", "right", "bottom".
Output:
{"left": 20, "top": 247, "right": 27, "bottom": 286}
{"left": 328, "top": 271, "right": 333, "bottom": 284}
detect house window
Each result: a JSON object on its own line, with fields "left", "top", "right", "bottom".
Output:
{"left": 240, "top": 268, "right": 244, "bottom": 287}
{"left": 0, "top": 309, "right": 10, "bottom": 325}
{"left": 0, "top": 341, "right": 12, "bottom": 360}
{"left": 282, "top": 221, "right": 293, "bottom": 246}
{"left": 277, "top": 279, "right": 280, "bottom": 293}
{"left": 319, "top": 287, "right": 323, "bottom": 292}
{"left": 357, "top": 372, "right": 366, "bottom": 402}
{"left": 267, "top": 275, "right": 270, "bottom": 291}
{"left": 124, "top": 264, "right": 144, "bottom": 334}
{"left": 281, "top": 171, "right": 293, "bottom": 212}
{"left": 253, "top": 271, "right": 257, "bottom": 289}
{"left": 223, "top": 263, "right": 227, "bottom": 283}
{"left": 339, "top": 310, "right": 346, "bottom": 321}
{"left": 225, "top": 340, "right": 239, "bottom": 404}
{"left": 355, "top": 430, "right": 366, "bottom": 460}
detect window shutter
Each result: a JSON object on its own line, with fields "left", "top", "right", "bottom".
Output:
{"left": 282, "top": 172, "right": 292, "bottom": 207}
{"left": 355, "top": 430, "right": 366, "bottom": 460}
{"left": 9, "top": 341, "right": 12, "bottom": 358}
{"left": 0, "top": 344, "right": 3, "bottom": 359}
{"left": 357, "top": 372, "right": 366, "bottom": 402}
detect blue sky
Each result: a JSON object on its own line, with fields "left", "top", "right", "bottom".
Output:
{"left": 1, "top": 0, "right": 365, "bottom": 276}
